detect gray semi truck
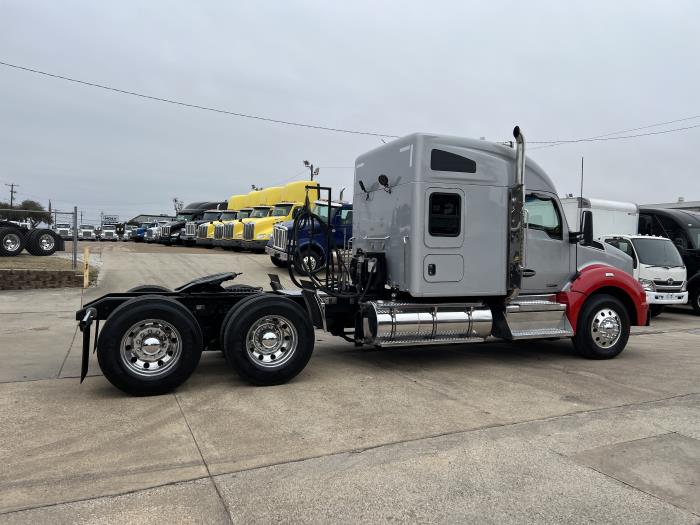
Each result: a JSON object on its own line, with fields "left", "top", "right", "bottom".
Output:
{"left": 76, "top": 127, "right": 648, "bottom": 396}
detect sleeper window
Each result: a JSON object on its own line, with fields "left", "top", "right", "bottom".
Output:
{"left": 431, "top": 149, "right": 476, "bottom": 173}
{"left": 429, "top": 193, "right": 461, "bottom": 237}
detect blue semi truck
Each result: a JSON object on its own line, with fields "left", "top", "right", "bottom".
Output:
{"left": 266, "top": 199, "right": 352, "bottom": 274}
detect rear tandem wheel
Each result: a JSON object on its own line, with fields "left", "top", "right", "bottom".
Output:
{"left": 96, "top": 296, "right": 203, "bottom": 395}
{"left": 221, "top": 294, "right": 315, "bottom": 385}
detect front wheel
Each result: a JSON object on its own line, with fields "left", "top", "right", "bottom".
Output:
{"left": 221, "top": 295, "right": 314, "bottom": 385}
{"left": 96, "top": 296, "right": 203, "bottom": 395}
{"left": 293, "top": 248, "right": 323, "bottom": 276}
{"left": 689, "top": 285, "right": 700, "bottom": 316}
{"left": 270, "top": 256, "right": 288, "bottom": 268}
{"left": 573, "top": 294, "right": 630, "bottom": 359}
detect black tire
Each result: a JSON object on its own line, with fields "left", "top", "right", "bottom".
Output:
{"left": 293, "top": 247, "right": 324, "bottom": 276}
{"left": 573, "top": 294, "right": 630, "bottom": 359}
{"left": 270, "top": 256, "right": 288, "bottom": 268}
{"left": 649, "top": 305, "right": 665, "bottom": 318}
{"left": 96, "top": 296, "right": 203, "bottom": 396}
{"left": 218, "top": 293, "right": 265, "bottom": 354}
{"left": 127, "top": 285, "right": 172, "bottom": 293}
{"left": 26, "top": 229, "right": 59, "bottom": 256}
{"left": 689, "top": 285, "right": 700, "bottom": 316}
{"left": 221, "top": 294, "right": 314, "bottom": 385}
{"left": 0, "top": 227, "right": 25, "bottom": 257}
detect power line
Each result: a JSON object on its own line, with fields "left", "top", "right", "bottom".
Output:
{"left": 3, "top": 60, "right": 699, "bottom": 151}
{"left": 0, "top": 60, "right": 400, "bottom": 139}
{"left": 530, "top": 118, "right": 700, "bottom": 150}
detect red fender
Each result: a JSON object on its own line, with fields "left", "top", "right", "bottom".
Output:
{"left": 556, "top": 264, "right": 648, "bottom": 333}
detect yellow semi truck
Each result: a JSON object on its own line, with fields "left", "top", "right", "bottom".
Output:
{"left": 195, "top": 209, "right": 224, "bottom": 247}
{"left": 213, "top": 194, "right": 249, "bottom": 248}
{"left": 229, "top": 187, "right": 282, "bottom": 251}
{"left": 219, "top": 189, "right": 267, "bottom": 250}
{"left": 241, "top": 180, "right": 319, "bottom": 252}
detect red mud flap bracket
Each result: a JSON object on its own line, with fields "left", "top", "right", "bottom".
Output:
{"left": 78, "top": 307, "right": 98, "bottom": 383}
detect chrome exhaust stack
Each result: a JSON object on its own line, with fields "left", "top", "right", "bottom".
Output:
{"left": 506, "top": 126, "right": 526, "bottom": 302}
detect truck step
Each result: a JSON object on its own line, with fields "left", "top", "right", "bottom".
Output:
{"left": 373, "top": 336, "right": 487, "bottom": 348}
{"left": 508, "top": 326, "right": 574, "bottom": 340}
{"left": 496, "top": 295, "right": 574, "bottom": 340}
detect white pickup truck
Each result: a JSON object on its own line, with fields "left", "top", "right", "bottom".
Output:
{"left": 602, "top": 235, "right": 687, "bottom": 316}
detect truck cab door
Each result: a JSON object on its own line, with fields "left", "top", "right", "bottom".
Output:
{"left": 332, "top": 208, "right": 353, "bottom": 248}
{"left": 521, "top": 193, "right": 571, "bottom": 294}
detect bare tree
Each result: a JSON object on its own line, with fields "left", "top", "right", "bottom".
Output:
{"left": 172, "top": 197, "right": 184, "bottom": 214}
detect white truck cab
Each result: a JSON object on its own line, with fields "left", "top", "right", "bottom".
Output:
{"left": 78, "top": 224, "right": 96, "bottom": 241}
{"left": 101, "top": 224, "right": 118, "bottom": 241}
{"left": 602, "top": 235, "right": 687, "bottom": 315}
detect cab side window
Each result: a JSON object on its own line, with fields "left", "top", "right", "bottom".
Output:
{"left": 524, "top": 194, "right": 562, "bottom": 239}
{"left": 605, "top": 238, "right": 637, "bottom": 265}
{"left": 338, "top": 209, "right": 353, "bottom": 226}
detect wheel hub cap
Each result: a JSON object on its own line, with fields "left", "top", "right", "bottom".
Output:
{"left": 120, "top": 319, "right": 182, "bottom": 377}
{"left": 39, "top": 234, "right": 55, "bottom": 250}
{"left": 591, "top": 308, "right": 621, "bottom": 348}
{"left": 3, "top": 234, "right": 20, "bottom": 252}
{"left": 246, "top": 315, "right": 298, "bottom": 368}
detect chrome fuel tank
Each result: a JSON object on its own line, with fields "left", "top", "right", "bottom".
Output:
{"left": 362, "top": 301, "right": 493, "bottom": 347}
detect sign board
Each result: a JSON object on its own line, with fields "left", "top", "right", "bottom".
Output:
{"left": 102, "top": 215, "right": 119, "bottom": 224}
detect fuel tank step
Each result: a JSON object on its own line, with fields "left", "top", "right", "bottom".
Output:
{"left": 498, "top": 294, "right": 574, "bottom": 340}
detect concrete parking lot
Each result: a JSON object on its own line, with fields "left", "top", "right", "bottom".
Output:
{"left": 1, "top": 241, "right": 699, "bottom": 524}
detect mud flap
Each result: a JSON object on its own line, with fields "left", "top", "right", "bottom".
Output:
{"left": 79, "top": 308, "right": 97, "bottom": 383}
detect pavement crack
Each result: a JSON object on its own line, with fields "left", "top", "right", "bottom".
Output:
{"left": 173, "top": 393, "right": 234, "bottom": 525}
{"left": 56, "top": 323, "right": 80, "bottom": 378}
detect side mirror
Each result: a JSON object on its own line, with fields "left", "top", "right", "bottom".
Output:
{"left": 581, "top": 210, "right": 593, "bottom": 245}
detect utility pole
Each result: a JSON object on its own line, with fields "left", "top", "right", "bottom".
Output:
{"left": 5, "top": 183, "right": 18, "bottom": 208}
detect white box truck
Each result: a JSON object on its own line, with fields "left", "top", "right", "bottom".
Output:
{"left": 562, "top": 198, "right": 688, "bottom": 316}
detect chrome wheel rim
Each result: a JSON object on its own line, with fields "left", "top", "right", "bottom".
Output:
{"left": 38, "top": 233, "right": 55, "bottom": 251}
{"left": 246, "top": 315, "right": 297, "bottom": 368}
{"left": 301, "top": 254, "right": 318, "bottom": 272}
{"left": 3, "top": 233, "right": 21, "bottom": 252}
{"left": 590, "top": 307, "right": 621, "bottom": 348}
{"left": 120, "top": 319, "right": 182, "bottom": 377}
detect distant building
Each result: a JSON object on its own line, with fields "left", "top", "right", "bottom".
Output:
{"left": 127, "top": 214, "right": 175, "bottom": 225}
{"left": 642, "top": 198, "right": 700, "bottom": 212}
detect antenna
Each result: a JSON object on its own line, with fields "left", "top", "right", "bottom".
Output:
{"left": 575, "top": 156, "right": 584, "bottom": 272}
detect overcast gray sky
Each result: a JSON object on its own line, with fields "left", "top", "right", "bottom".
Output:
{"left": 1, "top": 0, "right": 698, "bottom": 223}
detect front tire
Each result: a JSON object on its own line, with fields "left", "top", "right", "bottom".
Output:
{"left": 270, "top": 256, "right": 288, "bottom": 268}
{"left": 97, "top": 296, "right": 203, "bottom": 395}
{"left": 293, "top": 247, "right": 323, "bottom": 276}
{"left": 221, "top": 295, "right": 314, "bottom": 385}
{"left": 573, "top": 294, "right": 630, "bottom": 359}
{"left": 689, "top": 285, "right": 700, "bottom": 316}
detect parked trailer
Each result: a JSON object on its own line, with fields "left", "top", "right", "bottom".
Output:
{"left": 76, "top": 127, "right": 648, "bottom": 396}
{"left": 0, "top": 220, "right": 64, "bottom": 257}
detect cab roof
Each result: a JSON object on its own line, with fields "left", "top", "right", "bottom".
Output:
{"left": 355, "top": 132, "right": 556, "bottom": 195}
